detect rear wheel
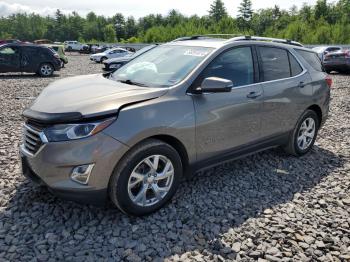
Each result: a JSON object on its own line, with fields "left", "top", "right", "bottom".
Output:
{"left": 284, "top": 110, "right": 319, "bottom": 156}
{"left": 100, "top": 57, "right": 107, "bottom": 63}
{"left": 38, "top": 63, "right": 54, "bottom": 77}
{"left": 109, "top": 139, "right": 182, "bottom": 216}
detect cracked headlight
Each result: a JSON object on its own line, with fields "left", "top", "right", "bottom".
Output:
{"left": 44, "top": 117, "right": 116, "bottom": 142}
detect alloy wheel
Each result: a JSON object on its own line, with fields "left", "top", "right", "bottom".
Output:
{"left": 127, "top": 155, "right": 174, "bottom": 207}
{"left": 40, "top": 64, "right": 53, "bottom": 76}
{"left": 297, "top": 117, "right": 316, "bottom": 150}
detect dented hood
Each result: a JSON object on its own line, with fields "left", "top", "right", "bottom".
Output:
{"left": 24, "top": 74, "right": 167, "bottom": 123}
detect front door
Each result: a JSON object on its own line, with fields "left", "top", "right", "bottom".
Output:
{"left": 0, "top": 46, "right": 20, "bottom": 73}
{"left": 191, "top": 46, "right": 264, "bottom": 161}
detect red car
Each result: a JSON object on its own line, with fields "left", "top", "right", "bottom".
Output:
{"left": 323, "top": 49, "right": 350, "bottom": 73}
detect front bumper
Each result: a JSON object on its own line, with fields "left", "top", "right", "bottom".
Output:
{"left": 19, "top": 131, "right": 129, "bottom": 205}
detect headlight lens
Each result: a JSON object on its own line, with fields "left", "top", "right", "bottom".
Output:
{"left": 44, "top": 117, "right": 116, "bottom": 142}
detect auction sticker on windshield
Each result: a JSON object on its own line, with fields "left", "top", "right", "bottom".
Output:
{"left": 184, "top": 49, "right": 211, "bottom": 57}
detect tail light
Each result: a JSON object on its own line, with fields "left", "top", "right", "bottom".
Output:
{"left": 53, "top": 53, "right": 60, "bottom": 59}
{"left": 345, "top": 50, "right": 350, "bottom": 58}
{"left": 325, "top": 75, "right": 332, "bottom": 88}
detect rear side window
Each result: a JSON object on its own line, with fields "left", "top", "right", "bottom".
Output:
{"left": 289, "top": 53, "right": 303, "bottom": 76}
{"left": 197, "top": 46, "right": 254, "bottom": 87}
{"left": 296, "top": 50, "right": 324, "bottom": 72}
{"left": 259, "top": 47, "right": 290, "bottom": 81}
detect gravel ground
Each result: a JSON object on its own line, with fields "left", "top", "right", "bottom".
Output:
{"left": 0, "top": 54, "right": 349, "bottom": 262}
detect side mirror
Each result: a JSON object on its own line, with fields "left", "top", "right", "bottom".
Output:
{"left": 196, "top": 77, "right": 233, "bottom": 93}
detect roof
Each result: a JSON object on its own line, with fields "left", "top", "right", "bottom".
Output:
{"left": 166, "top": 35, "right": 308, "bottom": 50}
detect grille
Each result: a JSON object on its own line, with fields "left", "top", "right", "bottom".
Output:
{"left": 23, "top": 123, "right": 46, "bottom": 155}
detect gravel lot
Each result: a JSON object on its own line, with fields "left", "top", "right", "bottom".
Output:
{"left": 0, "top": 54, "right": 349, "bottom": 262}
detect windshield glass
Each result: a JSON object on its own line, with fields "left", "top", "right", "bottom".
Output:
{"left": 111, "top": 45, "right": 213, "bottom": 87}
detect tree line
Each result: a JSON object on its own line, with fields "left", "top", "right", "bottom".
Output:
{"left": 0, "top": 0, "right": 349, "bottom": 44}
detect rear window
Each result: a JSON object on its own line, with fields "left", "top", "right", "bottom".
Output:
{"left": 259, "top": 47, "right": 290, "bottom": 81}
{"left": 296, "top": 49, "right": 324, "bottom": 72}
{"left": 289, "top": 53, "right": 303, "bottom": 76}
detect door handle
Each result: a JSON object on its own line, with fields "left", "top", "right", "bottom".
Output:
{"left": 246, "top": 91, "right": 262, "bottom": 99}
{"left": 298, "top": 81, "right": 305, "bottom": 88}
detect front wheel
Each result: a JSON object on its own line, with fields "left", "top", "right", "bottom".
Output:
{"left": 109, "top": 139, "right": 182, "bottom": 216}
{"left": 284, "top": 110, "right": 319, "bottom": 156}
{"left": 38, "top": 63, "right": 54, "bottom": 77}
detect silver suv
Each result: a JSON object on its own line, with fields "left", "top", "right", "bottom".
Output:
{"left": 20, "top": 36, "right": 331, "bottom": 216}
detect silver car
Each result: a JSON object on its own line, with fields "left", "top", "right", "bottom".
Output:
{"left": 20, "top": 36, "right": 331, "bottom": 216}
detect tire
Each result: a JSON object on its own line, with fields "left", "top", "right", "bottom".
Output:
{"left": 67, "top": 46, "right": 72, "bottom": 51}
{"left": 284, "top": 109, "right": 320, "bottom": 156}
{"left": 38, "top": 63, "right": 54, "bottom": 77}
{"left": 100, "top": 57, "right": 107, "bottom": 63}
{"left": 109, "top": 139, "right": 183, "bottom": 216}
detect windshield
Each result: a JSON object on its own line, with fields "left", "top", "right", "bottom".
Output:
{"left": 111, "top": 45, "right": 213, "bottom": 87}
{"left": 132, "top": 45, "right": 155, "bottom": 58}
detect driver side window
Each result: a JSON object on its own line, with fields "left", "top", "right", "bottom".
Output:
{"left": 196, "top": 46, "right": 254, "bottom": 88}
{"left": 0, "top": 47, "right": 17, "bottom": 55}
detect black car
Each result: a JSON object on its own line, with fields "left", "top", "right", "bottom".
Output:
{"left": 0, "top": 44, "right": 61, "bottom": 76}
{"left": 103, "top": 44, "right": 157, "bottom": 71}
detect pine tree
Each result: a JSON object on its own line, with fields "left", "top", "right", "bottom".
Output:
{"left": 209, "top": 0, "right": 228, "bottom": 22}
{"left": 238, "top": 0, "right": 253, "bottom": 21}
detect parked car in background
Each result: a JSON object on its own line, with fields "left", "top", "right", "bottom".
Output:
{"left": 0, "top": 43, "right": 61, "bottom": 76}
{"left": 322, "top": 49, "right": 350, "bottom": 73}
{"left": 45, "top": 44, "right": 68, "bottom": 67}
{"left": 0, "top": 39, "right": 21, "bottom": 45}
{"left": 64, "top": 41, "right": 84, "bottom": 51}
{"left": 312, "top": 46, "right": 342, "bottom": 61}
{"left": 20, "top": 36, "right": 331, "bottom": 216}
{"left": 90, "top": 47, "right": 131, "bottom": 63}
{"left": 103, "top": 44, "right": 157, "bottom": 71}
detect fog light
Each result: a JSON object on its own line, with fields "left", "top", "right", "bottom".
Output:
{"left": 70, "top": 164, "right": 94, "bottom": 185}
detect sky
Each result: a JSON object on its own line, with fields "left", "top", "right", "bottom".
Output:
{"left": 0, "top": 0, "right": 318, "bottom": 18}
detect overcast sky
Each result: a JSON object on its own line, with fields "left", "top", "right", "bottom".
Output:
{"left": 0, "top": 0, "right": 318, "bottom": 18}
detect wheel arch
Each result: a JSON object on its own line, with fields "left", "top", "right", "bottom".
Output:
{"left": 307, "top": 104, "right": 323, "bottom": 125}
{"left": 146, "top": 135, "right": 190, "bottom": 176}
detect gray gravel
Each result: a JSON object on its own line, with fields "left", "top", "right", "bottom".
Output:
{"left": 0, "top": 54, "right": 349, "bottom": 261}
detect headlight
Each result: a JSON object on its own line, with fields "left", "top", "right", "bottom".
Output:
{"left": 110, "top": 64, "right": 121, "bottom": 69}
{"left": 44, "top": 117, "right": 116, "bottom": 142}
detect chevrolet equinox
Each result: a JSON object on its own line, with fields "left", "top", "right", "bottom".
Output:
{"left": 20, "top": 36, "right": 331, "bottom": 216}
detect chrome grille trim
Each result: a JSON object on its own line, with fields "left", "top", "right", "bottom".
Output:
{"left": 22, "top": 123, "right": 48, "bottom": 156}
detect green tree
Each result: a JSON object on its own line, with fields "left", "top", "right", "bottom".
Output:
{"left": 103, "top": 24, "right": 116, "bottom": 42}
{"left": 238, "top": 0, "right": 253, "bottom": 21}
{"left": 208, "top": 0, "right": 228, "bottom": 22}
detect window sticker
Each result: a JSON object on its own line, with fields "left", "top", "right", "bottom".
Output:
{"left": 184, "top": 49, "right": 210, "bottom": 57}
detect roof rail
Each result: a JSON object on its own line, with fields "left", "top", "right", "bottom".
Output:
{"left": 171, "top": 35, "right": 210, "bottom": 42}
{"left": 172, "top": 34, "right": 241, "bottom": 42}
{"left": 227, "top": 35, "right": 303, "bottom": 47}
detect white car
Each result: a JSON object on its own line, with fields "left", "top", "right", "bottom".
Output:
{"left": 90, "top": 48, "right": 131, "bottom": 63}
{"left": 64, "top": 41, "right": 84, "bottom": 51}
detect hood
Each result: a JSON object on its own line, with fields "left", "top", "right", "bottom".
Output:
{"left": 24, "top": 74, "right": 168, "bottom": 123}
{"left": 104, "top": 55, "right": 133, "bottom": 64}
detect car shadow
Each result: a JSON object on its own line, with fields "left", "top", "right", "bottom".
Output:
{"left": 1, "top": 145, "right": 344, "bottom": 260}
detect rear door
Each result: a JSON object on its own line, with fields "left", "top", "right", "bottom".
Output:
{"left": 191, "top": 46, "right": 264, "bottom": 161}
{"left": 0, "top": 46, "right": 21, "bottom": 73}
{"left": 257, "top": 46, "right": 313, "bottom": 138}
{"left": 21, "top": 46, "right": 39, "bottom": 73}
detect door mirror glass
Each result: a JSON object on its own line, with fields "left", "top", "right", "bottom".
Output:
{"left": 196, "top": 77, "right": 233, "bottom": 93}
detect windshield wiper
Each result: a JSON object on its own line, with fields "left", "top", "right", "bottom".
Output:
{"left": 118, "top": 79, "right": 148, "bottom": 87}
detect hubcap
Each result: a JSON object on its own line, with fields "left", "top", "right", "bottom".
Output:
{"left": 127, "top": 155, "right": 174, "bottom": 207}
{"left": 41, "top": 65, "right": 52, "bottom": 76}
{"left": 297, "top": 117, "right": 316, "bottom": 150}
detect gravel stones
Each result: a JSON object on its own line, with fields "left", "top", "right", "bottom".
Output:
{"left": 0, "top": 56, "right": 349, "bottom": 261}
